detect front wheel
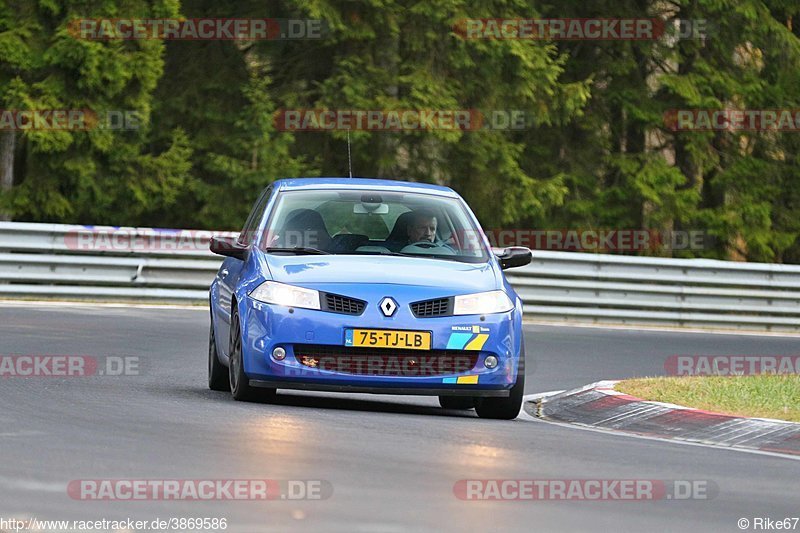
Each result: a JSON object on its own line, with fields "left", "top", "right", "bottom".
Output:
{"left": 475, "top": 371, "right": 524, "bottom": 420}
{"left": 229, "top": 310, "right": 275, "bottom": 402}
{"left": 475, "top": 345, "right": 526, "bottom": 420}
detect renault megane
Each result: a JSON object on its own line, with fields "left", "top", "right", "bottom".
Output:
{"left": 208, "top": 178, "right": 531, "bottom": 419}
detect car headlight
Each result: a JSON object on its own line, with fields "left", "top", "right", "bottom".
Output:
{"left": 249, "top": 281, "right": 321, "bottom": 310}
{"left": 453, "top": 290, "right": 513, "bottom": 315}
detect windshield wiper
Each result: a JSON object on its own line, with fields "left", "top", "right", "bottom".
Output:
{"left": 265, "top": 247, "right": 330, "bottom": 255}
{"left": 350, "top": 250, "right": 466, "bottom": 262}
{"left": 349, "top": 250, "right": 411, "bottom": 257}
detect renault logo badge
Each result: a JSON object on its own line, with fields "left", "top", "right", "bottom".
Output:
{"left": 379, "top": 297, "right": 398, "bottom": 317}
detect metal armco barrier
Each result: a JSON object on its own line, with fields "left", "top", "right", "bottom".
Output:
{"left": 505, "top": 251, "right": 800, "bottom": 332}
{"left": 0, "top": 222, "right": 229, "bottom": 302}
{"left": 1, "top": 221, "right": 799, "bottom": 332}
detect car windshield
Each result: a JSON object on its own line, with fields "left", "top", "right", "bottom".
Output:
{"left": 260, "top": 189, "right": 489, "bottom": 263}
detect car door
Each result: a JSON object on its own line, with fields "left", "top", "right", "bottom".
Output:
{"left": 216, "top": 186, "right": 273, "bottom": 357}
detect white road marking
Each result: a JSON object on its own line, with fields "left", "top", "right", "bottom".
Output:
{"left": 0, "top": 300, "right": 206, "bottom": 310}
{"left": 0, "top": 431, "right": 45, "bottom": 438}
{"left": 522, "top": 391, "right": 564, "bottom": 402}
{"left": 0, "top": 475, "right": 64, "bottom": 492}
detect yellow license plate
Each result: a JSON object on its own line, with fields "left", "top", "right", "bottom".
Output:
{"left": 345, "top": 329, "right": 431, "bottom": 350}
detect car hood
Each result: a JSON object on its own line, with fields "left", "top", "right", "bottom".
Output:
{"left": 264, "top": 254, "right": 498, "bottom": 292}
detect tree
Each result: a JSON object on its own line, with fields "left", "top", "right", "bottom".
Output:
{"left": 0, "top": 0, "right": 192, "bottom": 224}
{"left": 257, "top": 0, "right": 591, "bottom": 227}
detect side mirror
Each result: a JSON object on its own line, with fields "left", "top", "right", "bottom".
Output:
{"left": 496, "top": 246, "right": 532, "bottom": 270}
{"left": 210, "top": 236, "right": 248, "bottom": 261}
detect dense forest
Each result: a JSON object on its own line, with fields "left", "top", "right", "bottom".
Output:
{"left": 1, "top": 0, "right": 799, "bottom": 262}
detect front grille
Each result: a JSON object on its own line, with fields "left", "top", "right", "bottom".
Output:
{"left": 323, "top": 293, "right": 366, "bottom": 315}
{"left": 294, "top": 344, "right": 478, "bottom": 376}
{"left": 410, "top": 297, "right": 452, "bottom": 318}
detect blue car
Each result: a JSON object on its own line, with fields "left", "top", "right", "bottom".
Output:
{"left": 208, "top": 178, "right": 532, "bottom": 419}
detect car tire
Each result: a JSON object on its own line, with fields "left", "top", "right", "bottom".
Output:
{"left": 438, "top": 396, "right": 474, "bottom": 410}
{"left": 229, "top": 309, "right": 276, "bottom": 402}
{"left": 475, "top": 346, "right": 526, "bottom": 420}
{"left": 208, "top": 321, "right": 230, "bottom": 391}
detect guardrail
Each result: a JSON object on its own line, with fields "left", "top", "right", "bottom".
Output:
{"left": 1, "top": 221, "right": 799, "bottom": 332}
{"left": 505, "top": 252, "right": 800, "bottom": 332}
{"left": 0, "top": 223, "right": 228, "bottom": 302}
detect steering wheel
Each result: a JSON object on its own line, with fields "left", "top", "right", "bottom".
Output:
{"left": 407, "top": 240, "right": 440, "bottom": 249}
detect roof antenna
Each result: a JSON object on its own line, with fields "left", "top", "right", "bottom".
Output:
{"left": 346, "top": 130, "right": 353, "bottom": 178}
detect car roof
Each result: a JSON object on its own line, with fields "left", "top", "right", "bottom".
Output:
{"left": 273, "top": 177, "right": 458, "bottom": 198}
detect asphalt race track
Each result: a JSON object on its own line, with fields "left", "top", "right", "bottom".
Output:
{"left": 1, "top": 304, "right": 798, "bottom": 532}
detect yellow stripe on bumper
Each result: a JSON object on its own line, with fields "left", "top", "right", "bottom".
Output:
{"left": 464, "top": 334, "right": 489, "bottom": 350}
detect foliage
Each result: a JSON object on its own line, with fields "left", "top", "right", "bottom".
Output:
{"left": 1, "top": 0, "right": 798, "bottom": 263}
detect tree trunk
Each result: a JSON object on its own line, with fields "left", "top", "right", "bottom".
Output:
{"left": 0, "top": 130, "right": 15, "bottom": 221}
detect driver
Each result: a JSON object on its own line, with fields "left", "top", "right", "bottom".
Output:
{"left": 406, "top": 209, "right": 437, "bottom": 244}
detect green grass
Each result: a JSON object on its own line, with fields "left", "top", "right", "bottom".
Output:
{"left": 615, "top": 375, "right": 800, "bottom": 423}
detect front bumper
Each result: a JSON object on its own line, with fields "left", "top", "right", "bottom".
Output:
{"left": 240, "top": 289, "right": 522, "bottom": 396}
{"left": 249, "top": 380, "right": 510, "bottom": 397}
